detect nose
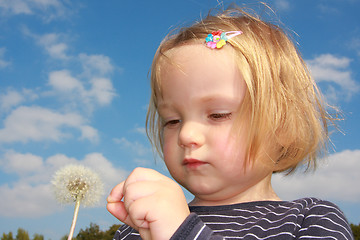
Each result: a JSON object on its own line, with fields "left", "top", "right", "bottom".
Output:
{"left": 178, "top": 121, "right": 205, "bottom": 149}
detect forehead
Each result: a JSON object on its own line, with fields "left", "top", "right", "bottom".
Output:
{"left": 156, "top": 44, "right": 246, "bottom": 106}
{"left": 161, "top": 43, "right": 236, "bottom": 69}
{"left": 159, "top": 43, "right": 241, "bottom": 83}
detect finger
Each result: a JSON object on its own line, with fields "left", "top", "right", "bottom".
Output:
{"left": 139, "top": 228, "right": 152, "bottom": 240}
{"left": 127, "top": 194, "right": 153, "bottom": 229}
{"left": 107, "top": 181, "right": 125, "bottom": 203}
{"left": 107, "top": 200, "right": 138, "bottom": 230}
{"left": 123, "top": 180, "right": 161, "bottom": 210}
{"left": 122, "top": 182, "right": 157, "bottom": 229}
{"left": 106, "top": 181, "right": 138, "bottom": 230}
{"left": 124, "top": 167, "right": 164, "bottom": 187}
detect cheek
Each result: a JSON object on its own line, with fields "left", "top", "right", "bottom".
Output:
{"left": 162, "top": 142, "right": 171, "bottom": 159}
{"left": 162, "top": 134, "right": 184, "bottom": 181}
{"left": 162, "top": 131, "right": 177, "bottom": 159}
{"left": 212, "top": 132, "right": 247, "bottom": 165}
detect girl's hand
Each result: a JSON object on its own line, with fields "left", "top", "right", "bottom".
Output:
{"left": 107, "top": 167, "right": 190, "bottom": 240}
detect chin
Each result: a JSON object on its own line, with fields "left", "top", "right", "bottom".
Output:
{"left": 186, "top": 183, "right": 220, "bottom": 197}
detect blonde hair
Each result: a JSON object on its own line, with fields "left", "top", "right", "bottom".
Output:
{"left": 146, "top": 7, "right": 335, "bottom": 174}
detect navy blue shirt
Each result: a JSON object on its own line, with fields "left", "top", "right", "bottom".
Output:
{"left": 114, "top": 197, "right": 354, "bottom": 239}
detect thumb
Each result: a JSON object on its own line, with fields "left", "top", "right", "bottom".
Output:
{"left": 107, "top": 181, "right": 125, "bottom": 203}
{"left": 107, "top": 182, "right": 136, "bottom": 229}
{"left": 139, "top": 228, "right": 152, "bottom": 240}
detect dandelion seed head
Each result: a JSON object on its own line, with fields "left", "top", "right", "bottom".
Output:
{"left": 52, "top": 164, "right": 104, "bottom": 207}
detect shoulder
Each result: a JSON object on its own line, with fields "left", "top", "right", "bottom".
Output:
{"left": 291, "top": 197, "right": 354, "bottom": 239}
{"left": 290, "top": 197, "right": 349, "bottom": 222}
{"left": 190, "top": 198, "right": 353, "bottom": 239}
{"left": 189, "top": 197, "right": 340, "bottom": 216}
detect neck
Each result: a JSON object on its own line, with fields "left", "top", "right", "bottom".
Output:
{"left": 189, "top": 174, "right": 281, "bottom": 206}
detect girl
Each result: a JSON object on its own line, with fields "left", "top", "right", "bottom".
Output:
{"left": 107, "top": 7, "right": 354, "bottom": 240}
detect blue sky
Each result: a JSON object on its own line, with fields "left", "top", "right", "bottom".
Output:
{"left": 0, "top": 0, "right": 359, "bottom": 239}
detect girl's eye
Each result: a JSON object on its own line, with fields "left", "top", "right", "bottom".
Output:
{"left": 163, "top": 119, "right": 181, "bottom": 127}
{"left": 209, "top": 112, "right": 232, "bottom": 121}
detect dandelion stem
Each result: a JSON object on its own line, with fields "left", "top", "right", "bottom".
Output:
{"left": 68, "top": 198, "right": 81, "bottom": 240}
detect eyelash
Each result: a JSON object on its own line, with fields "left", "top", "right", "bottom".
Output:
{"left": 209, "top": 112, "right": 232, "bottom": 120}
{"left": 163, "top": 119, "right": 180, "bottom": 127}
{"left": 163, "top": 112, "right": 232, "bottom": 127}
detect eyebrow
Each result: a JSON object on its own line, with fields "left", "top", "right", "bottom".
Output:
{"left": 157, "top": 94, "right": 239, "bottom": 112}
{"left": 198, "top": 95, "right": 237, "bottom": 104}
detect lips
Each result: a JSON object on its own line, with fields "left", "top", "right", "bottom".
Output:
{"left": 183, "top": 158, "right": 207, "bottom": 169}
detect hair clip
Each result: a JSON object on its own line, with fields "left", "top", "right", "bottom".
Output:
{"left": 205, "top": 30, "right": 243, "bottom": 49}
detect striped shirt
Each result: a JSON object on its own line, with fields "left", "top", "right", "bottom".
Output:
{"left": 113, "top": 197, "right": 354, "bottom": 240}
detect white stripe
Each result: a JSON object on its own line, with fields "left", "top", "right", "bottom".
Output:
{"left": 200, "top": 213, "right": 302, "bottom": 226}
{"left": 298, "top": 235, "right": 337, "bottom": 240}
{"left": 212, "top": 221, "right": 298, "bottom": 234}
{"left": 194, "top": 225, "right": 206, "bottom": 240}
{"left": 298, "top": 223, "right": 350, "bottom": 239}
{"left": 224, "top": 231, "right": 295, "bottom": 239}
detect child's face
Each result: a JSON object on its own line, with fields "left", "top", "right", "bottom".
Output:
{"left": 157, "top": 44, "right": 273, "bottom": 205}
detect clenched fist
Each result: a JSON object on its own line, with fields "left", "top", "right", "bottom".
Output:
{"left": 107, "top": 167, "right": 190, "bottom": 240}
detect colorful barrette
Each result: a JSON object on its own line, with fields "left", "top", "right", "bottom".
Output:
{"left": 205, "top": 30, "right": 243, "bottom": 49}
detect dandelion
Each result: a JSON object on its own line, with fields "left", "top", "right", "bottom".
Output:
{"left": 52, "top": 164, "right": 104, "bottom": 240}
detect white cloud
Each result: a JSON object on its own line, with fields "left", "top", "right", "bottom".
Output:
{"left": 0, "top": 0, "right": 70, "bottom": 21}
{"left": 46, "top": 154, "right": 77, "bottom": 169}
{"left": 80, "top": 125, "right": 99, "bottom": 143}
{"left": 21, "top": 29, "right": 117, "bottom": 111}
{"left": 0, "top": 0, "right": 32, "bottom": 14}
{"left": 114, "top": 137, "right": 152, "bottom": 157}
{"left": 348, "top": 37, "right": 360, "bottom": 57}
{"left": 0, "top": 106, "right": 98, "bottom": 143}
{"left": 48, "top": 70, "right": 116, "bottom": 110}
{"left": 48, "top": 70, "right": 83, "bottom": 92}
{"left": 21, "top": 28, "right": 70, "bottom": 59}
{"left": 81, "top": 153, "right": 128, "bottom": 189}
{"left": 36, "top": 33, "right": 69, "bottom": 60}
{"left": 0, "top": 182, "right": 57, "bottom": 218}
{"left": 31, "top": 0, "right": 62, "bottom": 9}
{"left": 0, "top": 90, "right": 23, "bottom": 111}
{"left": 273, "top": 149, "right": 360, "bottom": 203}
{"left": 24, "top": 31, "right": 116, "bottom": 77}
{"left": 0, "top": 151, "right": 127, "bottom": 218}
{"left": 274, "top": 0, "right": 290, "bottom": 11}
{"left": 306, "top": 54, "right": 359, "bottom": 102}
{"left": 1, "top": 150, "right": 43, "bottom": 175}
{"left": 0, "top": 47, "right": 11, "bottom": 68}
{"left": 317, "top": 4, "right": 341, "bottom": 15}
{"left": 0, "top": 88, "right": 38, "bottom": 111}
{"left": 89, "top": 77, "right": 116, "bottom": 105}
{"left": 133, "top": 158, "right": 153, "bottom": 166}
{"left": 47, "top": 42, "right": 68, "bottom": 59}
{"left": 113, "top": 137, "right": 155, "bottom": 166}
{"left": 134, "top": 127, "right": 147, "bottom": 135}
{"left": 79, "top": 53, "right": 114, "bottom": 76}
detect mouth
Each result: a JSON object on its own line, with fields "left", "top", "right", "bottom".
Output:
{"left": 183, "top": 158, "right": 207, "bottom": 169}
